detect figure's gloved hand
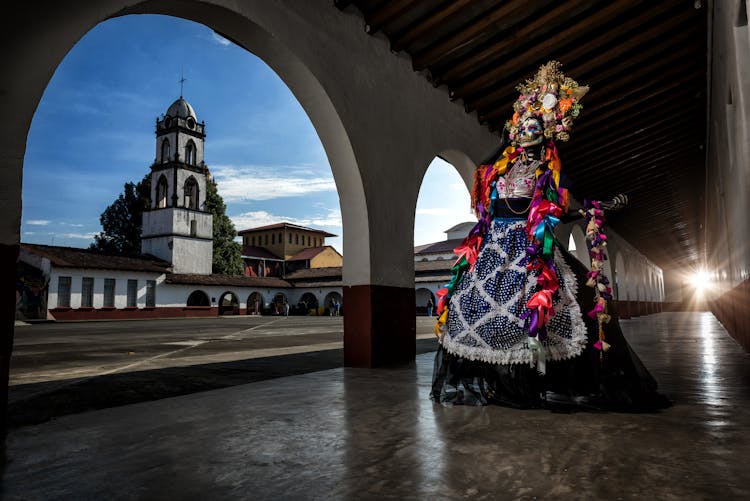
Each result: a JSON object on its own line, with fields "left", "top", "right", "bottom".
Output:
{"left": 600, "top": 194, "right": 628, "bottom": 212}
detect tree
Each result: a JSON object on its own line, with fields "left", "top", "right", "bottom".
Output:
{"left": 205, "top": 179, "right": 243, "bottom": 275}
{"left": 92, "top": 172, "right": 243, "bottom": 275}
{"left": 91, "top": 174, "right": 151, "bottom": 254}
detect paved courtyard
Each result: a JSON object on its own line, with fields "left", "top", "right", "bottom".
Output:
{"left": 3, "top": 312, "right": 750, "bottom": 499}
{"left": 8, "top": 316, "right": 438, "bottom": 427}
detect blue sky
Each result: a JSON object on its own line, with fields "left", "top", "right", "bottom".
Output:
{"left": 22, "top": 14, "right": 475, "bottom": 254}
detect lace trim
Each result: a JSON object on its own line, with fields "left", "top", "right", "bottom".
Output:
{"left": 441, "top": 248, "right": 587, "bottom": 366}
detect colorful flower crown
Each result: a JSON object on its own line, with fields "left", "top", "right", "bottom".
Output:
{"left": 505, "top": 61, "right": 588, "bottom": 145}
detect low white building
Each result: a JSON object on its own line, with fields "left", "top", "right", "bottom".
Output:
{"left": 18, "top": 243, "right": 344, "bottom": 320}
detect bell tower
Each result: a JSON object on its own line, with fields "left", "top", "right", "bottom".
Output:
{"left": 141, "top": 96, "right": 213, "bottom": 275}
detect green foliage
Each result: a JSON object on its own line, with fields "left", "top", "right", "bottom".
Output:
{"left": 205, "top": 179, "right": 243, "bottom": 275}
{"left": 91, "top": 174, "right": 151, "bottom": 254}
{"left": 92, "top": 171, "right": 243, "bottom": 276}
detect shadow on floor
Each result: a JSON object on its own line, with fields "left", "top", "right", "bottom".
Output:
{"left": 6, "top": 338, "right": 439, "bottom": 429}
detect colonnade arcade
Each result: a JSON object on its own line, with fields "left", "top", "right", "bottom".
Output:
{"left": 1, "top": 1, "right": 670, "bottom": 439}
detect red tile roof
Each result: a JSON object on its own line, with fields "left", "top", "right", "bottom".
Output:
{"left": 237, "top": 222, "right": 336, "bottom": 237}
{"left": 284, "top": 266, "right": 342, "bottom": 280}
{"left": 288, "top": 246, "right": 341, "bottom": 261}
{"left": 20, "top": 243, "right": 171, "bottom": 273}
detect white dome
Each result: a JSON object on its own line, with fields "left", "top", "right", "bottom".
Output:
{"left": 166, "top": 97, "right": 197, "bottom": 121}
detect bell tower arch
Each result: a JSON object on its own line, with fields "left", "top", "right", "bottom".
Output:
{"left": 142, "top": 95, "right": 213, "bottom": 274}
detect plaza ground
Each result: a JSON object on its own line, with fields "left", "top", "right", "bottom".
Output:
{"left": 8, "top": 316, "right": 438, "bottom": 427}
{"left": 3, "top": 313, "right": 750, "bottom": 499}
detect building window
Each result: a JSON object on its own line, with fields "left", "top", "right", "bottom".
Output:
{"left": 81, "top": 277, "right": 94, "bottom": 308}
{"left": 185, "top": 141, "right": 196, "bottom": 165}
{"left": 103, "top": 278, "right": 116, "bottom": 307}
{"left": 295, "top": 234, "right": 299, "bottom": 245}
{"left": 272, "top": 233, "right": 275, "bottom": 245}
{"left": 279, "top": 233, "right": 282, "bottom": 244}
{"left": 146, "top": 280, "right": 156, "bottom": 307}
{"left": 251, "top": 236, "right": 255, "bottom": 246}
{"left": 57, "top": 276, "right": 71, "bottom": 308}
{"left": 184, "top": 177, "right": 199, "bottom": 209}
{"left": 127, "top": 279, "right": 138, "bottom": 307}
{"left": 161, "top": 138, "right": 170, "bottom": 163}
{"left": 288, "top": 233, "right": 292, "bottom": 244}
{"left": 190, "top": 219, "right": 197, "bottom": 237}
{"left": 265, "top": 234, "right": 268, "bottom": 246}
{"left": 307, "top": 236, "right": 311, "bottom": 246}
{"left": 156, "top": 175, "right": 169, "bottom": 208}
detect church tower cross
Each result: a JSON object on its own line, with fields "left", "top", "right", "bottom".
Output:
{"left": 179, "top": 73, "right": 187, "bottom": 98}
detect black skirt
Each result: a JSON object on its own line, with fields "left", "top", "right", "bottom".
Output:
{"left": 431, "top": 248, "right": 671, "bottom": 412}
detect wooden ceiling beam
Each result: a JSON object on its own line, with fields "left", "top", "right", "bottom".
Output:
{"left": 365, "top": 0, "right": 422, "bottom": 35}
{"left": 464, "top": 8, "right": 695, "bottom": 111}
{"left": 435, "top": 0, "right": 603, "bottom": 85}
{"left": 564, "top": 108, "right": 694, "bottom": 160}
{"left": 559, "top": 0, "right": 682, "bottom": 67}
{"left": 390, "top": 0, "right": 474, "bottom": 52}
{"left": 471, "top": 31, "right": 694, "bottom": 117}
{"left": 572, "top": 141, "right": 688, "bottom": 181}
{"left": 411, "top": 1, "right": 542, "bottom": 71}
{"left": 456, "top": 6, "right": 696, "bottom": 100}
{"left": 478, "top": 60, "right": 698, "bottom": 124}
{"left": 552, "top": 84, "right": 699, "bottom": 139}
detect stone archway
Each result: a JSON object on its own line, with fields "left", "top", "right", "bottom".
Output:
{"left": 324, "top": 292, "right": 342, "bottom": 316}
{"left": 415, "top": 288, "right": 436, "bottom": 316}
{"left": 187, "top": 290, "right": 210, "bottom": 307}
{"left": 2, "top": 1, "right": 503, "bottom": 416}
{"left": 298, "top": 292, "right": 319, "bottom": 315}
{"left": 246, "top": 292, "right": 263, "bottom": 315}
{"left": 218, "top": 291, "right": 240, "bottom": 315}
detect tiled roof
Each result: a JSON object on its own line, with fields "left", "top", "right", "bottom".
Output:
{"left": 284, "top": 267, "right": 342, "bottom": 280}
{"left": 415, "top": 259, "right": 455, "bottom": 272}
{"left": 288, "top": 246, "right": 342, "bottom": 261}
{"left": 444, "top": 222, "right": 476, "bottom": 234}
{"left": 238, "top": 222, "right": 336, "bottom": 237}
{"left": 20, "top": 243, "right": 171, "bottom": 273}
{"left": 241, "top": 246, "right": 282, "bottom": 260}
{"left": 413, "top": 238, "right": 462, "bottom": 256}
{"left": 166, "top": 273, "right": 290, "bottom": 288}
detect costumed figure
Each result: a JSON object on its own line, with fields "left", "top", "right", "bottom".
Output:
{"left": 431, "top": 61, "right": 669, "bottom": 411}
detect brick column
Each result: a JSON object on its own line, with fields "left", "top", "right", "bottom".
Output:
{"left": 343, "top": 285, "right": 416, "bottom": 367}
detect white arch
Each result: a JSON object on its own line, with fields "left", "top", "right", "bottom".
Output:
{"left": 569, "top": 225, "right": 589, "bottom": 270}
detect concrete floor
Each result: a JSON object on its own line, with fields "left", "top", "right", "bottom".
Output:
{"left": 2, "top": 312, "right": 749, "bottom": 500}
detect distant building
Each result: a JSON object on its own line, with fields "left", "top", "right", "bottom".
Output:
{"left": 238, "top": 222, "right": 342, "bottom": 277}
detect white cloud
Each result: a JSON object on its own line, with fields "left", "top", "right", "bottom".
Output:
{"left": 23, "top": 231, "right": 36, "bottom": 236}
{"left": 211, "top": 164, "right": 336, "bottom": 202}
{"left": 230, "top": 209, "right": 342, "bottom": 233}
{"left": 59, "top": 232, "right": 97, "bottom": 240}
{"left": 211, "top": 32, "right": 232, "bottom": 46}
{"left": 26, "top": 220, "right": 51, "bottom": 226}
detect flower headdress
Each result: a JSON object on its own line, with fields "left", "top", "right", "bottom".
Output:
{"left": 505, "top": 61, "right": 588, "bottom": 145}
